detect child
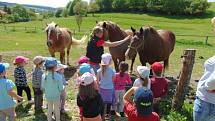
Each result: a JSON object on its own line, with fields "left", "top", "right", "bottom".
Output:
{"left": 193, "top": 56, "right": 215, "bottom": 121}
{"left": 113, "top": 61, "right": 132, "bottom": 117}
{"left": 97, "top": 53, "right": 115, "bottom": 118}
{"left": 150, "top": 62, "right": 168, "bottom": 113}
{"left": 13, "top": 56, "right": 32, "bottom": 102}
{"left": 86, "top": 26, "right": 131, "bottom": 73}
{"left": 133, "top": 66, "right": 151, "bottom": 89}
{"left": 78, "top": 56, "right": 89, "bottom": 65}
{"left": 123, "top": 87, "right": 160, "bottom": 121}
{"left": 56, "top": 63, "right": 68, "bottom": 113}
{"left": 0, "top": 63, "right": 23, "bottom": 121}
{"left": 32, "top": 56, "right": 45, "bottom": 112}
{"left": 41, "top": 57, "right": 64, "bottom": 121}
{"left": 77, "top": 72, "right": 104, "bottom": 121}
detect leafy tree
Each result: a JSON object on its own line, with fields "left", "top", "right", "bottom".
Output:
{"left": 112, "top": 0, "right": 128, "bottom": 12}
{"left": 55, "top": 8, "right": 63, "bottom": 17}
{"left": 73, "top": 1, "right": 88, "bottom": 31}
{"left": 68, "top": 0, "right": 81, "bottom": 16}
{"left": 127, "top": 0, "right": 148, "bottom": 12}
{"left": 88, "top": 0, "right": 100, "bottom": 16}
{"left": 101, "top": 0, "right": 113, "bottom": 12}
{"left": 11, "top": 5, "right": 30, "bottom": 22}
{"left": 62, "top": 8, "right": 69, "bottom": 17}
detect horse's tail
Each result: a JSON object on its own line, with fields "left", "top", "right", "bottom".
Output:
{"left": 71, "top": 35, "right": 87, "bottom": 45}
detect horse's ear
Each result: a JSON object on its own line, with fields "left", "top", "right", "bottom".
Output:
{"left": 140, "top": 27, "right": 144, "bottom": 34}
{"left": 103, "top": 22, "right": 107, "bottom": 28}
{"left": 55, "top": 24, "right": 58, "bottom": 28}
{"left": 46, "top": 23, "right": 48, "bottom": 26}
{"left": 96, "top": 21, "right": 98, "bottom": 24}
{"left": 131, "top": 27, "right": 136, "bottom": 33}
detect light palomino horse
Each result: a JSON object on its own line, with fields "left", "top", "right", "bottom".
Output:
{"left": 45, "top": 22, "right": 87, "bottom": 65}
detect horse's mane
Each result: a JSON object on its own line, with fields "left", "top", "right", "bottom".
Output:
{"left": 98, "top": 21, "right": 127, "bottom": 37}
{"left": 143, "top": 26, "right": 162, "bottom": 41}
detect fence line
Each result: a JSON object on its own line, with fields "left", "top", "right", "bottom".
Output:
{"left": 0, "top": 25, "right": 215, "bottom": 44}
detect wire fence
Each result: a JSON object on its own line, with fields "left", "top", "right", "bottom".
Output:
{"left": 0, "top": 25, "right": 215, "bottom": 45}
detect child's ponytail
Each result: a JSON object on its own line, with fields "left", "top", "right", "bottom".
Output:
{"left": 101, "top": 65, "right": 107, "bottom": 77}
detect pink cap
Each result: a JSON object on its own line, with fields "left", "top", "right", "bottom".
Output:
{"left": 13, "top": 56, "right": 29, "bottom": 65}
{"left": 78, "top": 56, "right": 89, "bottom": 65}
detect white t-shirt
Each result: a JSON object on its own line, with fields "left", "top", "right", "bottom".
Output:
{"left": 133, "top": 78, "right": 151, "bottom": 89}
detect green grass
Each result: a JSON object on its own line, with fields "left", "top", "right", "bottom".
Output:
{"left": 1, "top": 3, "right": 215, "bottom": 120}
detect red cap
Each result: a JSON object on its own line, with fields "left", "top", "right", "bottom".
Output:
{"left": 78, "top": 56, "right": 89, "bottom": 65}
{"left": 151, "top": 62, "right": 163, "bottom": 73}
{"left": 13, "top": 56, "right": 29, "bottom": 65}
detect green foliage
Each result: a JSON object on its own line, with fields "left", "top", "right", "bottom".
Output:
{"left": 67, "top": 0, "right": 81, "bottom": 16}
{"left": 127, "top": 0, "right": 148, "bottom": 12}
{"left": 88, "top": 0, "right": 100, "bottom": 16}
{"left": 62, "top": 8, "right": 69, "bottom": 18}
{"left": 11, "top": 5, "right": 30, "bottom": 22}
{"left": 73, "top": 1, "right": 88, "bottom": 15}
{"left": 112, "top": 0, "right": 128, "bottom": 12}
{"left": 100, "top": 0, "right": 113, "bottom": 12}
{"left": 55, "top": 8, "right": 63, "bottom": 18}
{"left": 161, "top": 0, "right": 210, "bottom": 15}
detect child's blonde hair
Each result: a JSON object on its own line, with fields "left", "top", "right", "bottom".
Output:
{"left": 101, "top": 65, "right": 107, "bottom": 77}
{"left": 90, "top": 26, "right": 103, "bottom": 38}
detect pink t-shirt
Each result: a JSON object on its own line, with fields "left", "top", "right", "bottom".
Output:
{"left": 113, "top": 72, "right": 132, "bottom": 90}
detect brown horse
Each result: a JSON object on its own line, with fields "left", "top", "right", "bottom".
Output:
{"left": 45, "top": 22, "right": 87, "bottom": 65}
{"left": 125, "top": 26, "right": 175, "bottom": 71}
{"left": 96, "top": 21, "right": 136, "bottom": 73}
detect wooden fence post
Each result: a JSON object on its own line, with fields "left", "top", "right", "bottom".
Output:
{"left": 205, "top": 36, "right": 208, "bottom": 45}
{"left": 172, "top": 49, "right": 196, "bottom": 111}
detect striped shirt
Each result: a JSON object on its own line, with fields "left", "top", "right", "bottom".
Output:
{"left": 32, "top": 67, "right": 43, "bottom": 88}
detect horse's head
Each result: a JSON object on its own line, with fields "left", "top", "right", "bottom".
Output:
{"left": 96, "top": 21, "right": 110, "bottom": 41}
{"left": 45, "top": 22, "right": 59, "bottom": 47}
{"left": 125, "top": 27, "right": 145, "bottom": 60}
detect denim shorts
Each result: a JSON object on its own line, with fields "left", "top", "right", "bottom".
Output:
{"left": 193, "top": 97, "right": 215, "bottom": 121}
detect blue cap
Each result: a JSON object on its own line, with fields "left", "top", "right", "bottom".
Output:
{"left": 0, "top": 63, "right": 10, "bottom": 73}
{"left": 134, "top": 87, "right": 153, "bottom": 116}
{"left": 79, "top": 63, "right": 91, "bottom": 75}
{"left": 44, "top": 57, "right": 57, "bottom": 68}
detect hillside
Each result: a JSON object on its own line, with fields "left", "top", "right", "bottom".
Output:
{"left": 0, "top": 1, "right": 56, "bottom": 12}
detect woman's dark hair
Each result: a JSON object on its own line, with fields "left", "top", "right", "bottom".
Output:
{"left": 119, "top": 61, "right": 129, "bottom": 77}
{"left": 79, "top": 82, "right": 97, "bottom": 100}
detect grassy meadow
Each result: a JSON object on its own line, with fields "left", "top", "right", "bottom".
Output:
{"left": 1, "top": 3, "right": 215, "bottom": 121}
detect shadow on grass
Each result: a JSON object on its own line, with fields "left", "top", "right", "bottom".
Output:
{"left": 33, "top": 111, "right": 47, "bottom": 121}
{"left": 64, "top": 66, "right": 77, "bottom": 81}
{"left": 16, "top": 103, "right": 33, "bottom": 118}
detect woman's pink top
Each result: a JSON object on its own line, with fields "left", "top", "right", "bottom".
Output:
{"left": 114, "top": 72, "right": 132, "bottom": 90}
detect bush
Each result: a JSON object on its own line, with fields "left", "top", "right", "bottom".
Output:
{"left": 185, "top": 0, "right": 210, "bottom": 15}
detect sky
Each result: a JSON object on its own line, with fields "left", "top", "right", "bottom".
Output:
{"left": 0, "top": 0, "right": 90, "bottom": 8}
{"left": 0, "top": 0, "right": 214, "bottom": 8}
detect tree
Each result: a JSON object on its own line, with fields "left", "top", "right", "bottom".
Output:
{"left": 55, "top": 8, "right": 63, "bottom": 17}
{"left": 73, "top": 1, "right": 88, "bottom": 31}
{"left": 62, "top": 8, "right": 69, "bottom": 17}
{"left": 12, "top": 5, "right": 30, "bottom": 22}
{"left": 112, "top": 0, "right": 128, "bottom": 12}
{"left": 88, "top": 0, "right": 100, "bottom": 16}
{"left": 101, "top": 0, "right": 113, "bottom": 12}
{"left": 68, "top": 0, "right": 81, "bottom": 16}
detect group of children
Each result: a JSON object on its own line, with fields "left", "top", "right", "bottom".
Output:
{"left": 77, "top": 52, "right": 168, "bottom": 121}
{"left": 0, "top": 55, "right": 68, "bottom": 121}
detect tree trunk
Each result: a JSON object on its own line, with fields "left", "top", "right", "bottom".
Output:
{"left": 0, "top": 54, "right": 2, "bottom": 62}
{"left": 172, "top": 49, "right": 196, "bottom": 111}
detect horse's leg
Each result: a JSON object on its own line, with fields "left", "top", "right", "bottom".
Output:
{"left": 66, "top": 45, "right": 72, "bottom": 65}
{"left": 60, "top": 51, "right": 65, "bottom": 64}
{"left": 129, "top": 57, "right": 136, "bottom": 75}
{"left": 112, "top": 56, "right": 119, "bottom": 72}
{"left": 163, "top": 58, "right": 169, "bottom": 76}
